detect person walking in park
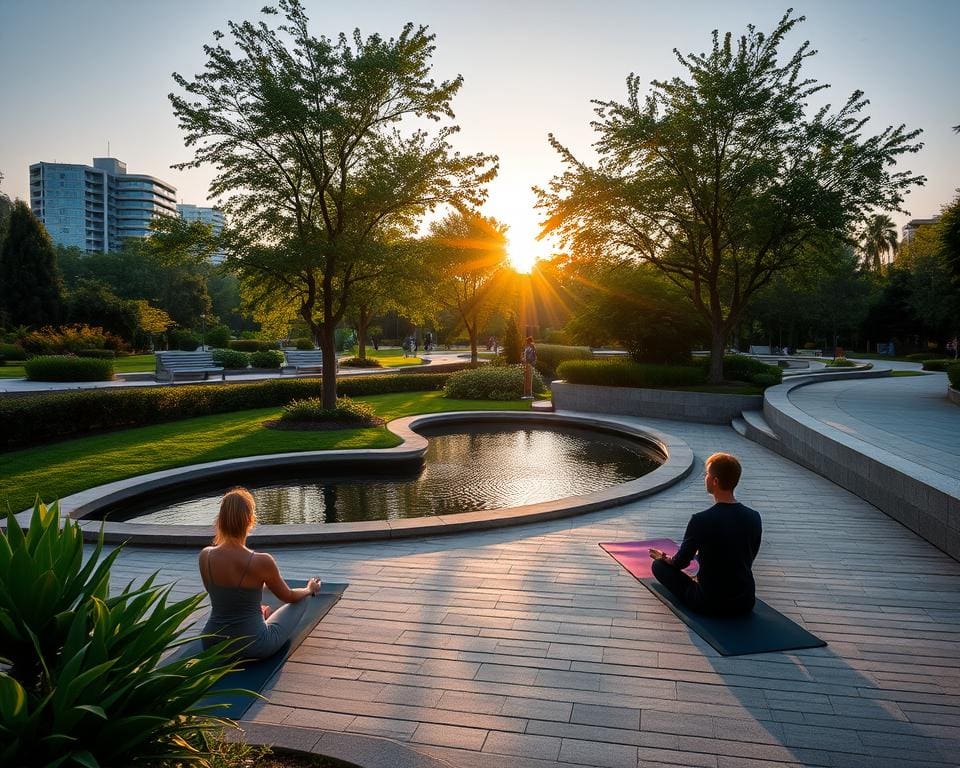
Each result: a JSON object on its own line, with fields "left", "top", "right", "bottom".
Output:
{"left": 648, "top": 453, "right": 762, "bottom": 616}
{"left": 198, "top": 487, "right": 323, "bottom": 658}
{"left": 522, "top": 336, "right": 537, "bottom": 399}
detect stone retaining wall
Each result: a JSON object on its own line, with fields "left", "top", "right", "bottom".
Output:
{"left": 551, "top": 381, "right": 762, "bottom": 424}
{"left": 949, "top": 386, "right": 960, "bottom": 406}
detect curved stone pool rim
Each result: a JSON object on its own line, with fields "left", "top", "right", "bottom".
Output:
{"left": 46, "top": 411, "right": 694, "bottom": 546}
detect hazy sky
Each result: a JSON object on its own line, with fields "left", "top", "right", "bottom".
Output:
{"left": 1, "top": 0, "right": 957, "bottom": 270}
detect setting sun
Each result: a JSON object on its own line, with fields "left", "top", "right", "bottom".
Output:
{"left": 495, "top": 190, "right": 555, "bottom": 273}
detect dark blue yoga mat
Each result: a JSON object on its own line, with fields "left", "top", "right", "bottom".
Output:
{"left": 601, "top": 539, "right": 825, "bottom": 656}
{"left": 171, "top": 580, "right": 346, "bottom": 718}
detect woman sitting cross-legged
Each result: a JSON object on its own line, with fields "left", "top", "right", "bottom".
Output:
{"left": 199, "top": 487, "right": 322, "bottom": 659}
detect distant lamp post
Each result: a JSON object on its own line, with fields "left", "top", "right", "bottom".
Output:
{"left": 200, "top": 313, "right": 207, "bottom": 351}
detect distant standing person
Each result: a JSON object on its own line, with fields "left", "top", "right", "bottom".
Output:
{"left": 522, "top": 336, "right": 536, "bottom": 399}
{"left": 649, "top": 453, "right": 762, "bottom": 616}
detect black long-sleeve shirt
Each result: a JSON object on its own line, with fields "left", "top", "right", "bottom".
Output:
{"left": 673, "top": 502, "right": 762, "bottom": 604}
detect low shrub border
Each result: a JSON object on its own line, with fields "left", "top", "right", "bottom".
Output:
{"left": 0, "top": 373, "right": 452, "bottom": 449}
{"left": 444, "top": 365, "right": 546, "bottom": 400}
{"left": 340, "top": 356, "right": 383, "bottom": 368}
{"left": 948, "top": 362, "right": 960, "bottom": 389}
{"left": 557, "top": 360, "right": 706, "bottom": 388}
{"left": 557, "top": 355, "right": 782, "bottom": 389}
{"left": 534, "top": 344, "right": 593, "bottom": 379}
{"left": 24, "top": 355, "right": 115, "bottom": 382}
{"left": 824, "top": 358, "right": 857, "bottom": 367}
{"left": 921, "top": 358, "right": 955, "bottom": 372}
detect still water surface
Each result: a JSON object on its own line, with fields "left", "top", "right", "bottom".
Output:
{"left": 115, "top": 424, "right": 661, "bottom": 526}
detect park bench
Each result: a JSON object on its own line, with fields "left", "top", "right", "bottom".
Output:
{"left": 282, "top": 349, "right": 335, "bottom": 375}
{"left": 748, "top": 345, "right": 772, "bottom": 355}
{"left": 155, "top": 351, "right": 225, "bottom": 383}
{"left": 795, "top": 349, "right": 822, "bottom": 357}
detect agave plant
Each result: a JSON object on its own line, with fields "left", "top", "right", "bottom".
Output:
{"left": 0, "top": 501, "right": 243, "bottom": 767}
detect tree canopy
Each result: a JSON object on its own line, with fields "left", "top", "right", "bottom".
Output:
{"left": 537, "top": 10, "right": 924, "bottom": 381}
{"left": 170, "top": 0, "right": 496, "bottom": 405}
{"left": 860, "top": 213, "right": 899, "bottom": 271}
{"left": 0, "top": 201, "right": 63, "bottom": 328}
{"left": 428, "top": 209, "right": 512, "bottom": 363}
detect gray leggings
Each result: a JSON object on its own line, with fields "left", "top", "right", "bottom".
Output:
{"left": 242, "top": 598, "right": 309, "bottom": 659}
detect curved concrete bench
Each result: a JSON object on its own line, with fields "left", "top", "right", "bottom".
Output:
{"left": 753, "top": 368, "right": 960, "bottom": 561}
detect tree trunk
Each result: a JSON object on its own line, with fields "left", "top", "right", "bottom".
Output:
{"left": 319, "top": 324, "right": 338, "bottom": 409}
{"left": 357, "top": 305, "right": 370, "bottom": 360}
{"left": 709, "top": 327, "right": 725, "bottom": 384}
{"left": 469, "top": 326, "right": 478, "bottom": 364}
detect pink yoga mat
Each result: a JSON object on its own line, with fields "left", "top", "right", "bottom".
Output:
{"left": 599, "top": 538, "right": 698, "bottom": 580}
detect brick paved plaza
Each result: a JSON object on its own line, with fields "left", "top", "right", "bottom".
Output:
{"left": 110, "top": 405, "right": 960, "bottom": 768}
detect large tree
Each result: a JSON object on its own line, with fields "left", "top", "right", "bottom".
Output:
{"left": 538, "top": 11, "right": 923, "bottom": 382}
{"left": 170, "top": 0, "right": 496, "bottom": 406}
{"left": 564, "top": 260, "right": 707, "bottom": 363}
{"left": 428, "top": 209, "right": 511, "bottom": 363}
{"left": 859, "top": 213, "right": 899, "bottom": 271}
{"left": 0, "top": 201, "right": 63, "bottom": 328}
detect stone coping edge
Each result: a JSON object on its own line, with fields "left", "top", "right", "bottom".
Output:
{"left": 949, "top": 386, "right": 960, "bottom": 407}
{"left": 29, "top": 411, "right": 693, "bottom": 546}
{"left": 230, "top": 722, "right": 456, "bottom": 768}
{"left": 762, "top": 367, "right": 960, "bottom": 560}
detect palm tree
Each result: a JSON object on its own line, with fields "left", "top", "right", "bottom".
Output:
{"left": 860, "top": 214, "right": 899, "bottom": 271}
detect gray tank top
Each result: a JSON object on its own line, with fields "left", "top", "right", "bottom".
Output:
{"left": 201, "top": 549, "right": 267, "bottom": 646}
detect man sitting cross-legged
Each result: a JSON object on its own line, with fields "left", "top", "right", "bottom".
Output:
{"left": 649, "top": 452, "right": 762, "bottom": 616}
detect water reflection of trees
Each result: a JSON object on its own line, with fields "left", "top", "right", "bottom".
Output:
{"left": 139, "top": 426, "right": 664, "bottom": 525}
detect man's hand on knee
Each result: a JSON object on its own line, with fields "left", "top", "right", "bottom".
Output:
{"left": 649, "top": 548, "right": 673, "bottom": 566}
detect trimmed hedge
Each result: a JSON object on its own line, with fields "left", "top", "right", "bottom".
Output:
{"left": 693, "top": 355, "right": 783, "bottom": 386}
{"left": 77, "top": 348, "right": 116, "bottom": 359}
{"left": 557, "top": 360, "right": 706, "bottom": 388}
{"left": 250, "top": 349, "right": 284, "bottom": 369}
{"left": 24, "top": 356, "right": 115, "bottom": 382}
{"left": 228, "top": 339, "right": 278, "bottom": 353}
{"left": 211, "top": 348, "right": 250, "bottom": 369}
{"left": 294, "top": 337, "right": 315, "bottom": 350}
{"left": 444, "top": 365, "right": 545, "bottom": 400}
{"left": 948, "top": 363, "right": 960, "bottom": 389}
{"left": 0, "top": 343, "right": 27, "bottom": 361}
{"left": 921, "top": 358, "right": 954, "bottom": 372}
{"left": 905, "top": 352, "right": 940, "bottom": 361}
{"left": 1, "top": 373, "right": 451, "bottom": 449}
{"left": 534, "top": 344, "right": 593, "bottom": 379}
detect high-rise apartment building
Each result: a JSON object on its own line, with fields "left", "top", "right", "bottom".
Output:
{"left": 177, "top": 204, "right": 227, "bottom": 264}
{"left": 29, "top": 157, "right": 178, "bottom": 253}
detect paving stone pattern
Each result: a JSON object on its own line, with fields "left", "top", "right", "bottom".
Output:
{"left": 788, "top": 370, "right": 960, "bottom": 477}
{"left": 106, "top": 416, "right": 960, "bottom": 768}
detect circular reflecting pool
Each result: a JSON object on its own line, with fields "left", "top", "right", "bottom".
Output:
{"left": 103, "top": 423, "right": 662, "bottom": 526}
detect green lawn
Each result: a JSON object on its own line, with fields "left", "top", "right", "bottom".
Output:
{"left": 0, "top": 391, "right": 531, "bottom": 513}
{"left": 342, "top": 347, "right": 427, "bottom": 368}
{"left": 890, "top": 370, "right": 929, "bottom": 377}
{"left": 0, "top": 353, "right": 157, "bottom": 379}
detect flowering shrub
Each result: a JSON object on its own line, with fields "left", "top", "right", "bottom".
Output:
{"left": 20, "top": 325, "right": 125, "bottom": 355}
